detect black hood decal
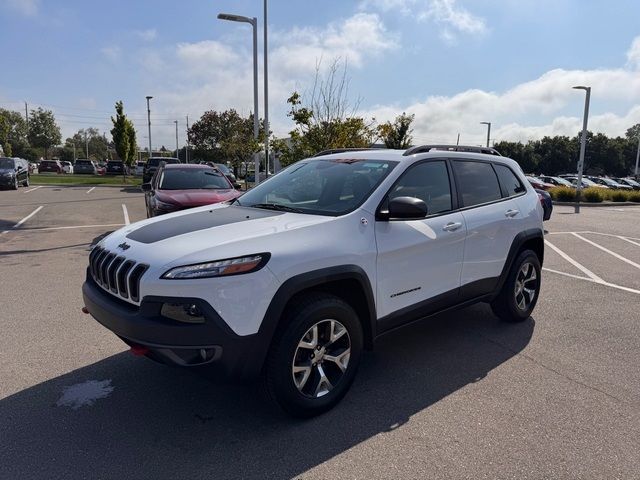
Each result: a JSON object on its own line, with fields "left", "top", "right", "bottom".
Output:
{"left": 126, "top": 206, "right": 284, "bottom": 244}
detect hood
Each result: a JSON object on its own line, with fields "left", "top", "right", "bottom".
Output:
{"left": 0, "top": 168, "right": 14, "bottom": 173}
{"left": 100, "top": 204, "right": 334, "bottom": 270}
{"left": 156, "top": 189, "right": 240, "bottom": 207}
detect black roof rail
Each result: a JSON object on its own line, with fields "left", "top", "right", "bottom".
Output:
{"left": 403, "top": 144, "right": 502, "bottom": 156}
{"left": 313, "top": 147, "right": 385, "bottom": 157}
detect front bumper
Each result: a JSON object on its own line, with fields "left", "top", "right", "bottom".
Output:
{"left": 0, "top": 176, "right": 15, "bottom": 186}
{"left": 82, "top": 275, "right": 268, "bottom": 379}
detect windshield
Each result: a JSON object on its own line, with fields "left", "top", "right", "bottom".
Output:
{"left": 76, "top": 160, "right": 91, "bottom": 165}
{"left": 148, "top": 157, "right": 179, "bottom": 167}
{"left": 237, "top": 158, "right": 397, "bottom": 216}
{"left": 553, "top": 177, "right": 574, "bottom": 187}
{"left": 159, "top": 168, "right": 231, "bottom": 190}
{"left": 0, "top": 158, "right": 15, "bottom": 169}
{"left": 624, "top": 178, "right": 640, "bottom": 187}
{"left": 215, "top": 163, "right": 231, "bottom": 174}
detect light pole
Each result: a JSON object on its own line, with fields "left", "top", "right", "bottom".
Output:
{"left": 480, "top": 122, "right": 491, "bottom": 148}
{"left": 573, "top": 86, "right": 591, "bottom": 214}
{"left": 186, "top": 115, "right": 190, "bottom": 164}
{"left": 263, "top": 0, "right": 269, "bottom": 177}
{"left": 146, "top": 96, "right": 153, "bottom": 158}
{"left": 174, "top": 120, "right": 179, "bottom": 159}
{"left": 85, "top": 131, "right": 89, "bottom": 158}
{"left": 634, "top": 134, "right": 640, "bottom": 179}
{"left": 218, "top": 12, "right": 260, "bottom": 186}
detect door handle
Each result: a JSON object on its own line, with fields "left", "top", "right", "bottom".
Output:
{"left": 505, "top": 209, "right": 519, "bottom": 218}
{"left": 442, "top": 222, "right": 463, "bottom": 232}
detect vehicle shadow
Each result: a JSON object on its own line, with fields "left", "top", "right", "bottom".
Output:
{"left": 0, "top": 305, "right": 534, "bottom": 480}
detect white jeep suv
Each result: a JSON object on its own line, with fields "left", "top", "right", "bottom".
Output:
{"left": 83, "top": 146, "right": 544, "bottom": 417}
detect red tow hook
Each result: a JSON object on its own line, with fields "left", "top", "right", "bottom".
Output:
{"left": 130, "top": 345, "right": 150, "bottom": 357}
{"left": 81, "top": 307, "right": 89, "bottom": 314}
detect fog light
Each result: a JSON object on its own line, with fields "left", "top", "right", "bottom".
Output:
{"left": 161, "top": 303, "right": 205, "bottom": 324}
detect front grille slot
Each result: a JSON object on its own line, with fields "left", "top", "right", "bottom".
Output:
{"left": 88, "top": 246, "right": 148, "bottom": 304}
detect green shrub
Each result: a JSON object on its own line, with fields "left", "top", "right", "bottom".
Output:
{"left": 628, "top": 191, "right": 640, "bottom": 203}
{"left": 610, "top": 190, "right": 629, "bottom": 202}
{"left": 549, "top": 186, "right": 575, "bottom": 201}
{"left": 582, "top": 188, "right": 604, "bottom": 203}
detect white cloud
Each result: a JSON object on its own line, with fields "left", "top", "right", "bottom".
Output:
{"left": 4, "top": 0, "right": 38, "bottom": 16}
{"left": 360, "top": 0, "right": 487, "bottom": 39}
{"left": 135, "top": 29, "right": 157, "bottom": 42}
{"left": 626, "top": 35, "right": 640, "bottom": 70}
{"left": 365, "top": 63, "right": 640, "bottom": 145}
{"left": 101, "top": 46, "right": 121, "bottom": 62}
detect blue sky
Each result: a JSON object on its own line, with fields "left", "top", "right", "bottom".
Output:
{"left": 1, "top": 0, "right": 640, "bottom": 148}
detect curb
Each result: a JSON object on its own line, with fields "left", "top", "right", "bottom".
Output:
{"left": 553, "top": 201, "right": 640, "bottom": 207}
{"left": 31, "top": 183, "right": 141, "bottom": 189}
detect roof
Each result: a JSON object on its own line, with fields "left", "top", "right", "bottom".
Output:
{"left": 161, "top": 163, "right": 216, "bottom": 170}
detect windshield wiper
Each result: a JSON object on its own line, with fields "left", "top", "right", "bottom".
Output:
{"left": 248, "top": 203, "right": 304, "bottom": 213}
{"left": 227, "top": 197, "right": 241, "bottom": 206}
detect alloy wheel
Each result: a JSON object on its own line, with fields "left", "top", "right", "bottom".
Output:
{"left": 291, "top": 319, "right": 351, "bottom": 398}
{"left": 514, "top": 262, "right": 537, "bottom": 311}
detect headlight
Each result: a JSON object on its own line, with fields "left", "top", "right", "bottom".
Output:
{"left": 155, "top": 199, "right": 178, "bottom": 211}
{"left": 161, "top": 253, "right": 270, "bottom": 279}
{"left": 2, "top": 172, "right": 13, "bottom": 178}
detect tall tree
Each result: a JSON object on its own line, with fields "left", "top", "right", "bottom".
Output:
{"left": 626, "top": 123, "right": 640, "bottom": 141}
{"left": 377, "top": 112, "right": 415, "bottom": 149}
{"left": 0, "top": 108, "right": 28, "bottom": 157}
{"left": 27, "top": 108, "right": 61, "bottom": 159}
{"left": 110, "top": 101, "right": 137, "bottom": 172}
{"left": 273, "top": 59, "right": 375, "bottom": 166}
{"left": 188, "top": 109, "right": 261, "bottom": 171}
{"left": 66, "top": 127, "right": 109, "bottom": 160}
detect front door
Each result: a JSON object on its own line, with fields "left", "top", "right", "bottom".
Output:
{"left": 375, "top": 159, "right": 466, "bottom": 321}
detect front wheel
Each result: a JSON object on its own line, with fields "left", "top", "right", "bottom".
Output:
{"left": 263, "top": 293, "right": 363, "bottom": 418}
{"left": 491, "top": 249, "right": 541, "bottom": 322}
{"left": 23, "top": 175, "right": 30, "bottom": 187}
{"left": 12, "top": 177, "right": 19, "bottom": 190}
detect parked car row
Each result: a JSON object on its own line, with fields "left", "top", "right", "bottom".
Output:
{"left": 525, "top": 174, "right": 640, "bottom": 191}
{"left": 0, "top": 157, "right": 30, "bottom": 189}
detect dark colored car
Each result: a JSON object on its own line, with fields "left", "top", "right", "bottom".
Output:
{"left": 525, "top": 175, "right": 553, "bottom": 191}
{"left": 202, "top": 162, "right": 240, "bottom": 188}
{"left": 538, "top": 175, "right": 575, "bottom": 188}
{"left": 142, "top": 163, "right": 242, "bottom": 217}
{"left": 587, "top": 176, "right": 633, "bottom": 190}
{"left": 74, "top": 159, "right": 97, "bottom": 175}
{"left": 535, "top": 188, "right": 553, "bottom": 221}
{"left": 106, "top": 161, "right": 125, "bottom": 175}
{"left": 38, "top": 160, "right": 62, "bottom": 174}
{"left": 143, "top": 157, "right": 181, "bottom": 183}
{"left": 613, "top": 177, "right": 640, "bottom": 190}
{"left": 0, "top": 157, "right": 30, "bottom": 189}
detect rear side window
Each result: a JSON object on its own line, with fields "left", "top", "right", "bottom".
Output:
{"left": 494, "top": 164, "right": 526, "bottom": 197}
{"left": 387, "top": 160, "right": 452, "bottom": 214}
{"left": 452, "top": 160, "right": 502, "bottom": 207}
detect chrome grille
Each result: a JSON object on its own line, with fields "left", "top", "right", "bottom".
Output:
{"left": 89, "top": 246, "right": 149, "bottom": 303}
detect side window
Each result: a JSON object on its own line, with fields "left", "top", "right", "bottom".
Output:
{"left": 387, "top": 160, "right": 452, "bottom": 215}
{"left": 452, "top": 160, "right": 502, "bottom": 207}
{"left": 494, "top": 164, "right": 526, "bottom": 197}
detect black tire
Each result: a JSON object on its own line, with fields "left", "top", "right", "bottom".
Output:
{"left": 23, "top": 175, "right": 29, "bottom": 187}
{"left": 12, "top": 177, "right": 19, "bottom": 190}
{"left": 263, "top": 293, "right": 363, "bottom": 418}
{"left": 491, "top": 249, "right": 541, "bottom": 322}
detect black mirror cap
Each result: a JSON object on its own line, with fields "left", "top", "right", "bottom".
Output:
{"left": 141, "top": 183, "right": 152, "bottom": 192}
{"left": 387, "top": 196, "right": 428, "bottom": 219}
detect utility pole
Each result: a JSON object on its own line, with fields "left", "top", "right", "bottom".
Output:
{"left": 263, "top": 0, "right": 270, "bottom": 178}
{"left": 85, "top": 131, "right": 89, "bottom": 159}
{"left": 573, "top": 86, "right": 591, "bottom": 214}
{"left": 480, "top": 122, "right": 491, "bottom": 148}
{"left": 634, "top": 134, "right": 639, "bottom": 179}
{"left": 146, "top": 96, "right": 153, "bottom": 159}
{"left": 24, "top": 102, "right": 29, "bottom": 133}
{"left": 185, "top": 115, "right": 190, "bottom": 164}
{"left": 174, "top": 120, "right": 179, "bottom": 159}
{"left": 456, "top": 133, "right": 460, "bottom": 145}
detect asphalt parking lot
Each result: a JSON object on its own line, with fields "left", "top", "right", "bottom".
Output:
{"left": 1, "top": 187, "right": 639, "bottom": 479}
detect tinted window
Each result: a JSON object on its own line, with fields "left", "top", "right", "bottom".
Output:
{"left": 0, "top": 158, "right": 16, "bottom": 169}
{"left": 215, "top": 163, "right": 231, "bottom": 174}
{"left": 453, "top": 160, "right": 502, "bottom": 207}
{"left": 148, "top": 157, "right": 180, "bottom": 167}
{"left": 494, "top": 164, "right": 526, "bottom": 197}
{"left": 387, "top": 160, "right": 452, "bottom": 214}
{"left": 159, "top": 168, "right": 231, "bottom": 190}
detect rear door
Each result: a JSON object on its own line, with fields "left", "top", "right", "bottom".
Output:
{"left": 375, "top": 159, "right": 466, "bottom": 322}
{"left": 452, "top": 159, "right": 521, "bottom": 297}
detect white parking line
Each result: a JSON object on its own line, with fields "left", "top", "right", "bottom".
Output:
{"left": 543, "top": 268, "right": 640, "bottom": 295}
{"left": 571, "top": 233, "right": 640, "bottom": 271}
{"left": 618, "top": 236, "right": 640, "bottom": 247}
{"left": 0, "top": 205, "right": 43, "bottom": 234}
{"left": 121, "top": 204, "right": 130, "bottom": 225}
{"left": 21, "top": 223, "right": 124, "bottom": 231}
{"left": 544, "top": 240, "right": 604, "bottom": 282}
{"left": 86, "top": 187, "right": 96, "bottom": 194}
{"left": 580, "top": 231, "right": 640, "bottom": 243}
{"left": 23, "top": 186, "right": 43, "bottom": 193}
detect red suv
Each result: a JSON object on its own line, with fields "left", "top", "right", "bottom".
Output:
{"left": 38, "top": 160, "right": 63, "bottom": 173}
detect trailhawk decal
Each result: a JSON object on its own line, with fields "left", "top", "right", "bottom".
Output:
{"left": 390, "top": 286, "right": 422, "bottom": 298}
{"left": 126, "top": 206, "right": 284, "bottom": 244}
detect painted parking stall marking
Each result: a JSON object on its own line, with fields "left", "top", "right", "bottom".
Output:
{"left": 122, "top": 204, "right": 130, "bottom": 225}
{"left": 23, "top": 186, "right": 43, "bottom": 193}
{"left": 0, "top": 205, "right": 43, "bottom": 234}
{"left": 86, "top": 187, "right": 96, "bottom": 194}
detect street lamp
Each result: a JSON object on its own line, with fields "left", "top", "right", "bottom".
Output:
{"left": 217, "top": 12, "right": 260, "bottom": 185}
{"left": 174, "top": 120, "right": 179, "bottom": 159}
{"left": 573, "top": 85, "right": 591, "bottom": 214}
{"left": 480, "top": 122, "right": 491, "bottom": 148}
{"left": 634, "top": 133, "right": 640, "bottom": 179}
{"left": 263, "top": 0, "right": 270, "bottom": 178}
{"left": 145, "top": 96, "right": 153, "bottom": 159}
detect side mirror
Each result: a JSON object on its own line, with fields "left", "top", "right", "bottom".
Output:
{"left": 233, "top": 182, "right": 242, "bottom": 190}
{"left": 141, "top": 183, "right": 152, "bottom": 192}
{"left": 388, "top": 196, "right": 428, "bottom": 219}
